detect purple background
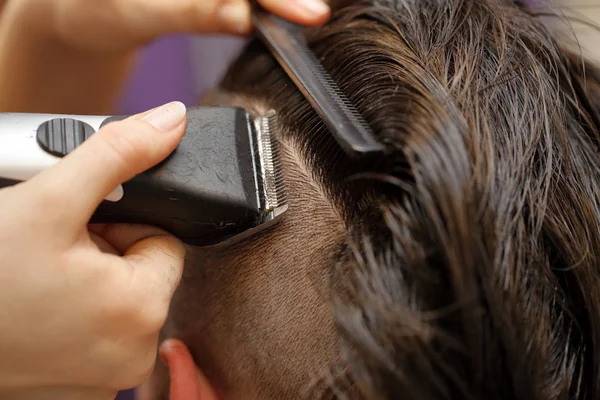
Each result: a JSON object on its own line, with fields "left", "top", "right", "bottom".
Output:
{"left": 117, "top": 36, "right": 197, "bottom": 114}
{"left": 116, "top": 35, "right": 244, "bottom": 115}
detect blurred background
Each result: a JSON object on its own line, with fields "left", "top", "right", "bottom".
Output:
{"left": 115, "top": 0, "right": 600, "bottom": 117}
{"left": 559, "top": 0, "right": 600, "bottom": 63}
{"left": 115, "top": 1, "right": 600, "bottom": 399}
{"left": 115, "top": 35, "right": 245, "bottom": 115}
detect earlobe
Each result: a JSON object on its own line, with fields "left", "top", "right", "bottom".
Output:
{"left": 159, "top": 339, "right": 219, "bottom": 400}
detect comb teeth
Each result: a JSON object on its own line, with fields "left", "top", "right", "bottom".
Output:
{"left": 255, "top": 110, "right": 287, "bottom": 214}
{"left": 252, "top": 11, "right": 384, "bottom": 157}
{"left": 287, "top": 29, "right": 368, "bottom": 131}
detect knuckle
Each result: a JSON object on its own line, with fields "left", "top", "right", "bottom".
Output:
{"left": 121, "top": 353, "right": 157, "bottom": 389}
{"left": 122, "top": 288, "right": 169, "bottom": 334}
{"left": 109, "top": 341, "right": 158, "bottom": 389}
{"left": 132, "top": 365, "right": 155, "bottom": 388}
{"left": 136, "top": 299, "right": 170, "bottom": 333}
{"left": 96, "top": 267, "right": 168, "bottom": 333}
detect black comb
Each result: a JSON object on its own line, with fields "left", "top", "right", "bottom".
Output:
{"left": 252, "top": 8, "right": 384, "bottom": 157}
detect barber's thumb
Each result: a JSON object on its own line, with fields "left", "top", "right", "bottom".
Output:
{"left": 35, "top": 101, "right": 187, "bottom": 224}
{"left": 124, "top": 230, "right": 186, "bottom": 302}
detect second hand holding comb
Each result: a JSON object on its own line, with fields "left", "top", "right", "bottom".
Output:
{"left": 251, "top": 6, "right": 385, "bottom": 157}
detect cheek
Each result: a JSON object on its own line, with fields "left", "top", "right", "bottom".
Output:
{"left": 165, "top": 221, "right": 344, "bottom": 399}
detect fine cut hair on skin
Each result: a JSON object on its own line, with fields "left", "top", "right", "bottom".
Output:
{"left": 156, "top": 0, "right": 600, "bottom": 399}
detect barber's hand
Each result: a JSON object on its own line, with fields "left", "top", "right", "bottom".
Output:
{"left": 0, "top": 102, "right": 188, "bottom": 400}
{"left": 5, "top": 0, "right": 330, "bottom": 51}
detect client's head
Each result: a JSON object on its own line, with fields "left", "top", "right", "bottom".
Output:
{"left": 155, "top": 0, "right": 600, "bottom": 398}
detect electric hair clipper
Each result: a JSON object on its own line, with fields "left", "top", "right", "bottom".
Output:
{"left": 0, "top": 107, "right": 288, "bottom": 247}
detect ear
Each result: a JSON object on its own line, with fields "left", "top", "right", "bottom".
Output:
{"left": 158, "top": 339, "right": 220, "bottom": 400}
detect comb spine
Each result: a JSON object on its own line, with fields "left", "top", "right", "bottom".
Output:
{"left": 252, "top": 10, "right": 385, "bottom": 157}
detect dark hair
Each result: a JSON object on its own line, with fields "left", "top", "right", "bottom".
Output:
{"left": 219, "top": 0, "right": 600, "bottom": 398}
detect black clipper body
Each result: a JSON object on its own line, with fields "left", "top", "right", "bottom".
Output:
{"left": 0, "top": 107, "right": 287, "bottom": 247}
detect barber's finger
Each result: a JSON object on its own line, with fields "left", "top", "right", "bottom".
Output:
{"left": 257, "top": 0, "right": 331, "bottom": 25}
{"left": 89, "top": 223, "right": 174, "bottom": 255}
{"left": 30, "top": 101, "right": 187, "bottom": 227}
{"left": 88, "top": 231, "right": 120, "bottom": 255}
{"left": 124, "top": 234, "right": 186, "bottom": 303}
{"left": 137, "top": 0, "right": 329, "bottom": 38}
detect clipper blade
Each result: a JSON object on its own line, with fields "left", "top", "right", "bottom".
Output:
{"left": 254, "top": 110, "right": 288, "bottom": 221}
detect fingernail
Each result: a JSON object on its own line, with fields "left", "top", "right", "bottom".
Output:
{"left": 296, "top": 0, "right": 330, "bottom": 16}
{"left": 143, "top": 101, "right": 187, "bottom": 132}
{"left": 219, "top": 3, "right": 251, "bottom": 35}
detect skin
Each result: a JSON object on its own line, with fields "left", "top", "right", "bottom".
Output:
{"left": 0, "top": 102, "right": 187, "bottom": 400}
{"left": 141, "top": 93, "right": 348, "bottom": 399}
{"left": 0, "top": 1, "right": 330, "bottom": 398}
{"left": 0, "top": 0, "right": 330, "bottom": 114}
